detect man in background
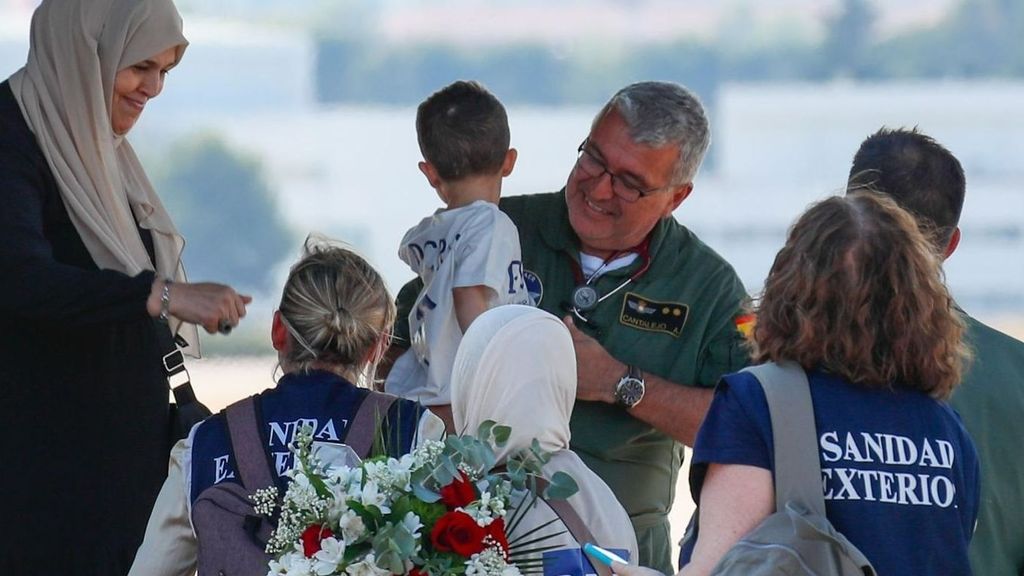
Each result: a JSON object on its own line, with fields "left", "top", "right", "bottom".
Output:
{"left": 848, "top": 127, "right": 1024, "bottom": 575}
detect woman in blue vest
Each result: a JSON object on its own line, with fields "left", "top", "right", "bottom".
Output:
{"left": 616, "top": 192, "right": 978, "bottom": 575}
{"left": 129, "top": 238, "right": 445, "bottom": 575}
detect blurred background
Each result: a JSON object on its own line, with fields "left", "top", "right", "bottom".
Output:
{"left": 4, "top": 0, "right": 1022, "bottom": 351}
{"left": 3, "top": 0, "right": 1023, "bottom": 553}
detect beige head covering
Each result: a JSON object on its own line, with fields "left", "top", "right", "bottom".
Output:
{"left": 451, "top": 305, "right": 639, "bottom": 562}
{"left": 8, "top": 0, "right": 197, "bottom": 349}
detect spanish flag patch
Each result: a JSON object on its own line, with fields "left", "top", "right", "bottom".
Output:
{"left": 735, "top": 313, "right": 756, "bottom": 338}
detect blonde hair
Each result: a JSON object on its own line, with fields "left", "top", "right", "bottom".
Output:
{"left": 278, "top": 236, "right": 395, "bottom": 385}
{"left": 753, "top": 192, "right": 969, "bottom": 400}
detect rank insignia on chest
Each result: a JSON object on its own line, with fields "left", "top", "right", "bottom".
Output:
{"left": 618, "top": 292, "right": 688, "bottom": 337}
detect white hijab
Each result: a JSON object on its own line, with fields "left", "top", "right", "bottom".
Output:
{"left": 451, "top": 305, "right": 639, "bottom": 563}
{"left": 8, "top": 0, "right": 197, "bottom": 349}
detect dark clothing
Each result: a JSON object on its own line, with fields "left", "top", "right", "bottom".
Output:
{"left": 189, "top": 371, "right": 431, "bottom": 501}
{"left": 683, "top": 368, "right": 980, "bottom": 575}
{"left": 952, "top": 314, "right": 1024, "bottom": 575}
{"left": 0, "top": 80, "right": 170, "bottom": 575}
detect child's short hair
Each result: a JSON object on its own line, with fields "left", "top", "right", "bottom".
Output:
{"left": 416, "top": 80, "right": 510, "bottom": 181}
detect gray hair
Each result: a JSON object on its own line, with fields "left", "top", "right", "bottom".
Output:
{"left": 278, "top": 236, "right": 395, "bottom": 385}
{"left": 594, "top": 81, "right": 711, "bottom": 186}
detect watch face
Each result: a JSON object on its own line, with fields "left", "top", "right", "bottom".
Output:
{"left": 616, "top": 377, "right": 645, "bottom": 407}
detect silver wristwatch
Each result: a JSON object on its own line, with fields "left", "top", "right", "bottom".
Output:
{"left": 614, "top": 365, "right": 645, "bottom": 408}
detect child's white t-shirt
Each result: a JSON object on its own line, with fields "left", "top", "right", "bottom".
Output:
{"left": 385, "top": 201, "right": 532, "bottom": 405}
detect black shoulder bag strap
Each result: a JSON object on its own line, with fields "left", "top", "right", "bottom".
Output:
{"left": 155, "top": 323, "right": 212, "bottom": 446}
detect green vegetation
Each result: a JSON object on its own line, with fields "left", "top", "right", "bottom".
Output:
{"left": 153, "top": 134, "right": 290, "bottom": 356}
{"left": 154, "top": 134, "right": 292, "bottom": 295}
{"left": 313, "top": 0, "right": 1024, "bottom": 106}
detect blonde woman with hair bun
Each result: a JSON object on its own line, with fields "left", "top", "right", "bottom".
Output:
{"left": 130, "top": 237, "right": 444, "bottom": 576}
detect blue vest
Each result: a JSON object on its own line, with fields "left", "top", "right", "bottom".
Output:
{"left": 188, "top": 370, "right": 426, "bottom": 503}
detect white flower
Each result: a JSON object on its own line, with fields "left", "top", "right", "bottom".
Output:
{"left": 344, "top": 553, "right": 391, "bottom": 576}
{"left": 312, "top": 537, "right": 346, "bottom": 576}
{"left": 397, "top": 452, "right": 416, "bottom": 471}
{"left": 283, "top": 472, "right": 322, "bottom": 510}
{"left": 326, "top": 496, "right": 351, "bottom": 524}
{"left": 362, "top": 458, "right": 413, "bottom": 497}
{"left": 338, "top": 509, "right": 366, "bottom": 544}
{"left": 387, "top": 456, "right": 414, "bottom": 491}
{"left": 465, "top": 548, "right": 520, "bottom": 576}
{"left": 326, "top": 463, "right": 356, "bottom": 489}
{"left": 457, "top": 461, "right": 480, "bottom": 481}
{"left": 411, "top": 439, "right": 444, "bottom": 470}
{"left": 268, "top": 551, "right": 315, "bottom": 576}
{"left": 460, "top": 489, "right": 507, "bottom": 527}
{"left": 355, "top": 480, "right": 391, "bottom": 513}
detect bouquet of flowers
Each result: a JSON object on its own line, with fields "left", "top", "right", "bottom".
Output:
{"left": 254, "top": 421, "right": 578, "bottom": 576}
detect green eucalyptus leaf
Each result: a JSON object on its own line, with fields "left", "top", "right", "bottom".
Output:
{"left": 476, "top": 420, "right": 495, "bottom": 442}
{"left": 435, "top": 459, "right": 456, "bottom": 486}
{"left": 543, "top": 471, "right": 580, "bottom": 500}
{"left": 492, "top": 424, "right": 511, "bottom": 445}
{"left": 412, "top": 481, "right": 443, "bottom": 503}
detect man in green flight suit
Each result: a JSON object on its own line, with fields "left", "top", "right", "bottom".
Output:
{"left": 847, "top": 127, "right": 1024, "bottom": 576}
{"left": 389, "top": 81, "right": 751, "bottom": 573}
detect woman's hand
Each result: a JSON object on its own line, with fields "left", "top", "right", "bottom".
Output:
{"left": 147, "top": 277, "right": 252, "bottom": 334}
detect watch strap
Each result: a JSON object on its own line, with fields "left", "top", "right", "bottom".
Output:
{"left": 615, "top": 365, "right": 645, "bottom": 408}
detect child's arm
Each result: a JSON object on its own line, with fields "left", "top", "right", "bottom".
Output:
{"left": 453, "top": 285, "right": 494, "bottom": 333}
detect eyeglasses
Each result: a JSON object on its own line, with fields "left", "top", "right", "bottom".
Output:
{"left": 575, "top": 140, "right": 667, "bottom": 203}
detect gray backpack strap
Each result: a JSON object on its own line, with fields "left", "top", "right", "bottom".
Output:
{"left": 345, "top": 391, "right": 399, "bottom": 458}
{"left": 741, "top": 361, "right": 826, "bottom": 516}
{"left": 224, "top": 397, "right": 276, "bottom": 491}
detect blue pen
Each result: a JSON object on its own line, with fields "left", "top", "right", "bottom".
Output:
{"left": 583, "top": 542, "right": 628, "bottom": 566}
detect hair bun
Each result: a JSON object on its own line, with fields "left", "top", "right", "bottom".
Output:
{"left": 325, "top": 306, "right": 352, "bottom": 336}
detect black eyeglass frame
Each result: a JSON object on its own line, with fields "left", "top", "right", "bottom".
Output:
{"left": 574, "top": 139, "right": 670, "bottom": 202}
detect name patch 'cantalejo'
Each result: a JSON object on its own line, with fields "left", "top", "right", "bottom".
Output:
{"left": 619, "top": 292, "right": 688, "bottom": 337}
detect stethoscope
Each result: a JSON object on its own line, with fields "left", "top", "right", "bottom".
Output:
{"left": 565, "top": 235, "right": 653, "bottom": 325}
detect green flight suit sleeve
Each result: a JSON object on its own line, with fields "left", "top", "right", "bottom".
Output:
{"left": 694, "top": 280, "right": 753, "bottom": 387}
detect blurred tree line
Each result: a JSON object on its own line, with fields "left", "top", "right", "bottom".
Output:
{"left": 313, "top": 0, "right": 1024, "bottom": 106}
{"left": 154, "top": 135, "right": 292, "bottom": 297}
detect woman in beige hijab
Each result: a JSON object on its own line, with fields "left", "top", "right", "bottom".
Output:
{"left": 452, "top": 305, "right": 639, "bottom": 570}
{"left": 0, "top": 0, "right": 249, "bottom": 572}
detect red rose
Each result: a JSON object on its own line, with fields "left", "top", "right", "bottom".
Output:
{"left": 300, "top": 524, "right": 334, "bottom": 558}
{"left": 486, "top": 518, "right": 510, "bottom": 558}
{"left": 439, "top": 471, "right": 477, "bottom": 509}
{"left": 430, "top": 510, "right": 486, "bottom": 557}
{"left": 409, "top": 568, "right": 429, "bottom": 576}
